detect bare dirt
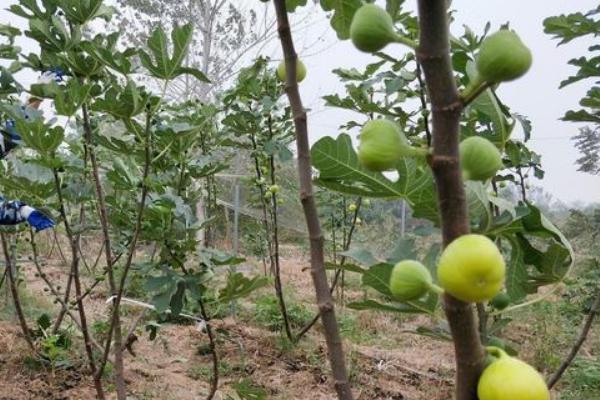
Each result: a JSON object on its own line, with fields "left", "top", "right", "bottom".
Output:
{"left": 0, "top": 248, "right": 456, "bottom": 400}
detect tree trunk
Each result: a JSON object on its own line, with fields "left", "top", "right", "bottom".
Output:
{"left": 416, "top": 1, "right": 486, "bottom": 399}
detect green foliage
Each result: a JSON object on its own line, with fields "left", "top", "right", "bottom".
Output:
{"left": 253, "top": 294, "right": 311, "bottom": 332}
{"left": 320, "top": 0, "right": 365, "bottom": 40}
{"left": 545, "top": 7, "right": 600, "bottom": 173}
{"left": 139, "top": 24, "right": 209, "bottom": 82}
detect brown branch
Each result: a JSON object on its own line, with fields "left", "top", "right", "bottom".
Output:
{"left": 50, "top": 164, "right": 105, "bottom": 398}
{"left": 416, "top": 62, "right": 432, "bottom": 147}
{"left": 416, "top": 1, "right": 485, "bottom": 399}
{"left": 199, "top": 297, "right": 218, "bottom": 400}
{"left": 28, "top": 229, "right": 107, "bottom": 359}
{"left": 267, "top": 118, "right": 293, "bottom": 342}
{"left": 516, "top": 166, "right": 527, "bottom": 202}
{"left": 53, "top": 231, "right": 105, "bottom": 397}
{"left": 547, "top": 287, "right": 600, "bottom": 388}
{"left": 1, "top": 232, "right": 35, "bottom": 351}
{"left": 95, "top": 109, "right": 153, "bottom": 400}
{"left": 271, "top": 1, "right": 353, "bottom": 398}
{"left": 82, "top": 103, "right": 127, "bottom": 398}
{"left": 295, "top": 197, "right": 362, "bottom": 342}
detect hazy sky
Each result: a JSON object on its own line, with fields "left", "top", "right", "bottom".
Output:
{"left": 1, "top": 0, "right": 598, "bottom": 204}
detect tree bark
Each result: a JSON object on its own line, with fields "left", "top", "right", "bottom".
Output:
{"left": 416, "top": 1, "right": 486, "bottom": 399}
{"left": 271, "top": 1, "right": 353, "bottom": 398}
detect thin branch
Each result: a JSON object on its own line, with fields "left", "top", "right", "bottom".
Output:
{"left": 416, "top": 62, "right": 432, "bottom": 147}
{"left": 0, "top": 232, "right": 35, "bottom": 351}
{"left": 547, "top": 287, "right": 600, "bottom": 389}
{"left": 199, "top": 297, "right": 219, "bottom": 400}
{"left": 295, "top": 197, "right": 362, "bottom": 342}
{"left": 272, "top": 1, "right": 353, "bottom": 398}
{"left": 81, "top": 102, "right": 132, "bottom": 399}
{"left": 95, "top": 109, "right": 153, "bottom": 398}
{"left": 28, "top": 229, "right": 107, "bottom": 359}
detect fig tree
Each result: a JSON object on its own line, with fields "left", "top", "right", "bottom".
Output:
{"left": 460, "top": 136, "right": 503, "bottom": 181}
{"left": 476, "top": 30, "right": 532, "bottom": 84}
{"left": 350, "top": 4, "right": 400, "bottom": 53}
{"left": 437, "top": 234, "right": 505, "bottom": 303}
{"left": 276, "top": 59, "right": 306, "bottom": 83}
{"left": 478, "top": 347, "right": 550, "bottom": 400}
{"left": 357, "top": 119, "right": 427, "bottom": 172}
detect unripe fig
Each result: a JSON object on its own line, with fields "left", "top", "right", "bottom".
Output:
{"left": 460, "top": 136, "right": 503, "bottom": 181}
{"left": 490, "top": 292, "right": 510, "bottom": 310}
{"left": 357, "top": 119, "right": 426, "bottom": 172}
{"left": 348, "top": 203, "right": 357, "bottom": 212}
{"left": 478, "top": 347, "right": 550, "bottom": 400}
{"left": 437, "top": 234, "right": 505, "bottom": 303}
{"left": 476, "top": 30, "right": 532, "bottom": 84}
{"left": 362, "top": 198, "right": 371, "bottom": 207}
{"left": 276, "top": 59, "right": 306, "bottom": 83}
{"left": 389, "top": 260, "right": 434, "bottom": 302}
{"left": 350, "top": 4, "right": 399, "bottom": 53}
{"left": 269, "top": 184, "right": 280, "bottom": 194}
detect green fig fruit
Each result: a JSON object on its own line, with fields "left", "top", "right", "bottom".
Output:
{"left": 490, "top": 292, "right": 511, "bottom": 310}
{"left": 348, "top": 203, "right": 358, "bottom": 212}
{"left": 478, "top": 347, "right": 550, "bottom": 400}
{"left": 276, "top": 59, "right": 306, "bottom": 83}
{"left": 350, "top": 4, "right": 399, "bottom": 53}
{"left": 269, "top": 184, "right": 280, "bottom": 194}
{"left": 437, "top": 234, "right": 505, "bottom": 303}
{"left": 460, "top": 136, "right": 504, "bottom": 181}
{"left": 389, "top": 260, "right": 434, "bottom": 302}
{"left": 357, "top": 119, "right": 427, "bottom": 172}
{"left": 476, "top": 30, "right": 532, "bottom": 84}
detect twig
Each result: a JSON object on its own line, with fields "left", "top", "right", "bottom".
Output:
{"left": 516, "top": 166, "right": 527, "bottom": 202}
{"left": 81, "top": 102, "right": 127, "bottom": 398}
{"left": 272, "top": 1, "right": 353, "bottom": 398}
{"left": 199, "top": 297, "right": 218, "bottom": 400}
{"left": 416, "top": 1, "right": 485, "bottom": 399}
{"left": 51, "top": 165, "right": 105, "bottom": 398}
{"left": 295, "top": 198, "right": 361, "bottom": 342}
{"left": 267, "top": 116, "right": 293, "bottom": 342}
{"left": 0, "top": 232, "right": 35, "bottom": 351}
{"left": 547, "top": 287, "right": 600, "bottom": 388}
{"left": 416, "top": 62, "right": 432, "bottom": 147}
{"left": 95, "top": 109, "right": 153, "bottom": 400}
{"left": 28, "top": 229, "right": 106, "bottom": 358}
{"left": 459, "top": 81, "right": 492, "bottom": 107}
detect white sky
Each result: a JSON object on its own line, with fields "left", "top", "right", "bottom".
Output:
{"left": 1, "top": 0, "right": 599, "bottom": 204}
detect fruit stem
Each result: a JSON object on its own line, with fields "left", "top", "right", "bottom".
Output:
{"left": 484, "top": 346, "right": 508, "bottom": 360}
{"left": 427, "top": 282, "right": 445, "bottom": 295}
{"left": 459, "top": 74, "right": 490, "bottom": 106}
{"left": 393, "top": 33, "right": 418, "bottom": 49}
{"left": 408, "top": 146, "right": 431, "bottom": 158}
